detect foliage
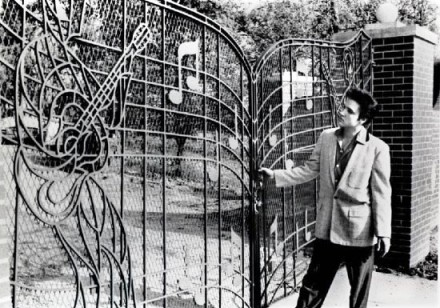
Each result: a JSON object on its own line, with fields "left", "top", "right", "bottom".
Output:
{"left": 173, "top": 0, "right": 439, "bottom": 62}
{"left": 398, "top": 0, "right": 439, "bottom": 32}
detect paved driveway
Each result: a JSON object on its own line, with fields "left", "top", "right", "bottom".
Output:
{"left": 270, "top": 267, "right": 438, "bottom": 308}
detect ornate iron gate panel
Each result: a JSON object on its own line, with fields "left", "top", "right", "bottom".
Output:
{"left": 1, "top": 1, "right": 372, "bottom": 307}
{"left": 253, "top": 32, "right": 373, "bottom": 307}
{"left": 1, "top": 0, "right": 255, "bottom": 307}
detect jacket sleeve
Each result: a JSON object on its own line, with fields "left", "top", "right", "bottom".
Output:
{"left": 370, "top": 144, "right": 392, "bottom": 238}
{"left": 273, "top": 131, "right": 323, "bottom": 187}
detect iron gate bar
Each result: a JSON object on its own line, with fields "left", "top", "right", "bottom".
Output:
{"left": 12, "top": 153, "right": 20, "bottom": 307}
{"left": 289, "top": 43, "right": 298, "bottom": 297}
{"left": 143, "top": 2, "right": 148, "bottom": 305}
{"left": 257, "top": 71, "right": 268, "bottom": 308}
{"left": 279, "top": 47, "right": 287, "bottom": 300}
{"left": 161, "top": 5, "right": 167, "bottom": 307}
{"left": 202, "top": 23, "right": 208, "bottom": 308}
{"left": 217, "top": 27, "right": 222, "bottom": 308}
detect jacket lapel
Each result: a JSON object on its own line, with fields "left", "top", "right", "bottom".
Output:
{"left": 335, "top": 127, "right": 368, "bottom": 190}
{"left": 327, "top": 131, "right": 337, "bottom": 187}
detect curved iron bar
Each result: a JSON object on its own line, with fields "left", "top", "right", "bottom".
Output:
{"left": 266, "top": 264, "right": 308, "bottom": 307}
{"left": 257, "top": 102, "right": 330, "bottom": 139}
{"left": 14, "top": 150, "right": 85, "bottom": 224}
{"left": 0, "top": 19, "right": 24, "bottom": 41}
{"left": 253, "top": 30, "right": 372, "bottom": 76}
{"left": 138, "top": 153, "right": 252, "bottom": 196}
{"left": 101, "top": 246, "right": 132, "bottom": 305}
{"left": 257, "top": 82, "right": 328, "bottom": 123}
{"left": 144, "top": 284, "right": 252, "bottom": 308}
{"left": 124, "top": 54, "right": 253, "bottom": 121}
{"left": 259, "top": 127, "right": 330, "bottom": 168}
{"left": 132, "top": 95, "right": 251, "bottom": 143}
{"left": 9, "top": 245, "right": 134, "bottom": 293}
{"left": 260, "top": 236, "right": 316, "bottom": 296}
{"left": 260, "top": 223, "right": 317, "bottom": 277}
{"left": 140, "top": 261, "right": 252, "bottom": 286}
{"left": 255, "top": 48, "right": 367, "bottom": 132}
{"left": 258, "top": 110, "right": 331, "bottom": 153}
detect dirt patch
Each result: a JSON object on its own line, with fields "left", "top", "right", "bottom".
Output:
{"left": 407, "top": 226, "right": 438, "bottom": 280}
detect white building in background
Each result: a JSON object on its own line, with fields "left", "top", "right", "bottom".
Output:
{"left": 281, "top": 59, "right": 316, "bottom": 116}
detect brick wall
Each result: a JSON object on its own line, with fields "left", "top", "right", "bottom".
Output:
{"left": 335, "top": 25, "right": 440, "bottom": 268}
{"left": 411, "top": 38, "right": 438, "bottom": 265}
{"left": 369, "top": 30, "right": 439, "bottom": 267}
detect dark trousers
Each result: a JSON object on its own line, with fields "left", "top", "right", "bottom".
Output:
{"left": 296, "top": 239, "right": 375, "bottom": 308}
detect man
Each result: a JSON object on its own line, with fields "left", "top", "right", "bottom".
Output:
{"left": 259, "top": 87, "right": 392, "bottom": 308}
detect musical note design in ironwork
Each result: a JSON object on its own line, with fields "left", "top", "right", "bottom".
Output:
{"left": 284, "top": 129, "right": 294, "bottom": 169}
{"left": 168, "top": 40, "right": 202, "bottom": 105}
{"left": 228, "top": 105, "right": 240, "bottom": 150}
{"left": 268, "top": 105, "right": 277, "bottom": 147}
{"left": 208, "top": 130, "right": 220, "bottom": 182}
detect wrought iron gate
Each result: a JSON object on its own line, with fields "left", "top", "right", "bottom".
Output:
{"left": 253, "top": 33, "right": 373, "bottom": 307}
{"left": 0, "top": 0, "right": 372, "bottom": 307}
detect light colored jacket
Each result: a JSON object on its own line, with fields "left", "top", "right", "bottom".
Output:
{"left": 273, "top": 127, "right": 392, "bottom": 247}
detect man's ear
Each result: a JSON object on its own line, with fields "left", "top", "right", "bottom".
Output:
{"left": 359, "top": 118, "right": 367, "bottom": 125}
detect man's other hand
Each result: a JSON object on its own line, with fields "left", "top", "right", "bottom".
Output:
{"left": 259, "top": 167, "right": 274, "bottom": 180}
{"left": 377, "top": 237, "right": 390, "bottom": 257}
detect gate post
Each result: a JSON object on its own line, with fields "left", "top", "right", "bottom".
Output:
{"left": 0, "top": 145, "right": 12, "bottom": 308}
{"left": 250, "top": 78, "right": 262, "bottom": 308}
{"left": 334, "top": 22, "right": 439, "bottom": 268}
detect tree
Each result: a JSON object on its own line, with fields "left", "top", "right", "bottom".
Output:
{"left": 174, "top": 0, "right": 439, "bottom": 61}
{"left": 398, "top": 0, "right": 438, "bottom": 32}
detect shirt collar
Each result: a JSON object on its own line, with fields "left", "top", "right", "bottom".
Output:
{"left": 335, "top": 126, "right": 368, "bottom": 145}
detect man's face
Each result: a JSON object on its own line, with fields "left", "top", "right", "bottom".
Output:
{"left": 337, "top": 98, "right": 366, "bottom": 129}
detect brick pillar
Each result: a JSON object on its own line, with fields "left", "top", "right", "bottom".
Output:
{"left": 0, "top": 146, "right": 12, "bottom": 308}
{"left": 334, "top": 24, "right": 439, "bottom": 268}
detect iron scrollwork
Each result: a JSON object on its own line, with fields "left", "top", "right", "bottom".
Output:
{"left": 14, "top": 0, "right": 152, "bottom": 307}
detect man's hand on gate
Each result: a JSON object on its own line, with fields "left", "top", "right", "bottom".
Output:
{"left": 259, "top": 167, "right": 274, "bottom": 180}
{"left": 377, "top": 237, "right": 391, "bottom": 257}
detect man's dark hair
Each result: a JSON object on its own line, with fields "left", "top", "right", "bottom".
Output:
{"left": 345, "top": 87, "right": 378, "bottom": 127}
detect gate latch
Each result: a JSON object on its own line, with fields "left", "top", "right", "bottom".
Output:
{"left": 253, "top": 173, "right": 264, "bottom": 214}
{"left": 253, "top": 197, "right": 262, "bottom": 214}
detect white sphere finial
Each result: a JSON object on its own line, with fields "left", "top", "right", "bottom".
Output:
{"left": 376, "top": 2, "right": 399, "bottom": 23}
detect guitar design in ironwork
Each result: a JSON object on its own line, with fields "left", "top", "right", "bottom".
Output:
{"left": 14, "top": 1, "right": 153, "bottom": 306}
